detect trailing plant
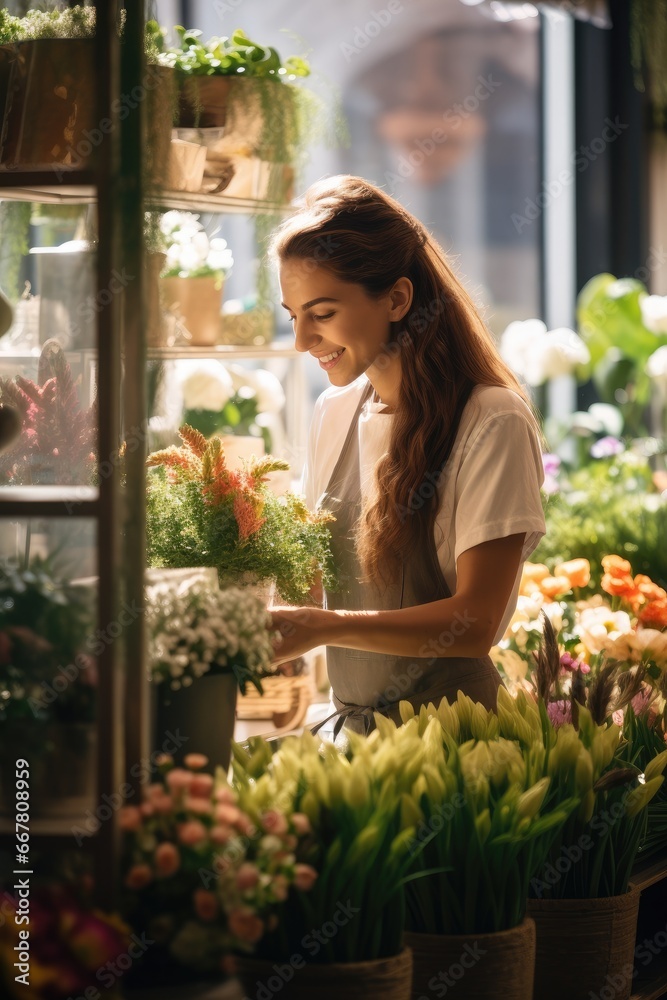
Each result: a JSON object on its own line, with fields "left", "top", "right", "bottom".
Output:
{"left": 0, "top": 202, "right": 30, "bottom": 303}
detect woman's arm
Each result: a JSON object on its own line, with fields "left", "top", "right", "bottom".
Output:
{"left": 270, "top": 533, "right": 525, "bottom": 664}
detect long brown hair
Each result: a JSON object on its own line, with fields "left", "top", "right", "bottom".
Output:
{"left": 269, "top": 175, "right": 536, "bottom": 592}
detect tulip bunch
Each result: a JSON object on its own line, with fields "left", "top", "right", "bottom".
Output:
{"left": 229, "top": 725, "right": 442, "bottom": 963}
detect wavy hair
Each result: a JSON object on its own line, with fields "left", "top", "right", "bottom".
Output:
{"left": 269, "top": 175, "right": 537, "bottom": 594}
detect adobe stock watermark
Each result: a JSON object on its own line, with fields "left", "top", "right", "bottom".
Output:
{"left": 340, "top": 1, "right": 404, "bottom": 64}
{"left": 512, "top": 116, "right": 629, "bottom": 233}
{"left": 418, "top": 940, "right": 487, "bottom": 998}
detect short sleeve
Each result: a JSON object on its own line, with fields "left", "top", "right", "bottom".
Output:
{"left": 453, "top": 409, "right": 546, "bottom": 563}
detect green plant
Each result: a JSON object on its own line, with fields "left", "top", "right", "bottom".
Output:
{"left": 145, "top": 426, "right": 337, "bottom": 604}
{"left": 157, "top": 26, "right": 310, "bottom": 80}
{"left": 621, "top": 704, "right": 667, "bottom": 859}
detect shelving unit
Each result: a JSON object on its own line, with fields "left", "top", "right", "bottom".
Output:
{"left": 630, "top": 851, "right": 667, "bottom": 1000}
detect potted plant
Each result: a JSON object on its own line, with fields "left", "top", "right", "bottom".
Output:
{"left": 0, "top": 7, "right": 177, "bottom": 180}
{"left": 158, "top": 210, "right": 234, "bottom": 347}
{"left": 145, "top": 425, "right": 337, "bottom": 604}
{"left": 118, "top": 752, "right": 301, "bottom": 997}
{"left": 147, "top": 580, "right": 276, "bottom": 774}
{"left": 389, "top": 696, "right": 579, "bottom": 1000}
{"left": 521, "top": 617, "right": 667, "bottom": 1000}
{"left": 0, "top": 557, "right": 98, "bottom": 819}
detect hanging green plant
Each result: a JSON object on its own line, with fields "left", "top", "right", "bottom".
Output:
{"left": 630, "top": 0, "right": 667, "bottom": 129}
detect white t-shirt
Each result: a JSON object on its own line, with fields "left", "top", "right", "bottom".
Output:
{"left": 300, "top": 374, "right": 546, "bottom": 645}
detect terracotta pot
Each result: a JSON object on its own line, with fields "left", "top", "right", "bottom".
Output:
{"left": 160, "top": 275, "right": 223, "bottom": 346}
{"left": 146, "top": 251, "right": 167, "bottom": 347}
{"left": 234, "top": 947, "right": 413, "bottom": 1000}
{"left": 405, "top": 918, "right": 535, "bottom": 1000}
{"left": 527, "top": 889, "right": 641, "bottom": 1000}
{"left": 179, "top": 76, "right": 233, "bottom": 129}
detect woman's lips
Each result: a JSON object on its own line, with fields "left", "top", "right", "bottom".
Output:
{"left": 318, "top": 348, "right": 346, "bottom": 370}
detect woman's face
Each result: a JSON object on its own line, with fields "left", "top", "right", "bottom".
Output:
{"left": 279, "top": 259, "right": 411, "bottom": 386}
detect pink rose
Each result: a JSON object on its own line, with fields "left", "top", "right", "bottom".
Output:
{"left": 290, "top": 813, "right": 311, "bottom": 836}
{"left": 184, "top": 753, "right": 209, "bottom": 770}
{"left": 147, "top": 783, "right": 166, "bottom": 801}
{"left": 119, "top": 806, "right": 142, "bottom": 832}
{"left": 165, "top": 768, "right": 194, "bottom": 793}
{"left": 177, "top": 820, "right": 208, "bottom": 846}
{"left": 215, "top": 803, "right": 241, "bottom": 826}
{"left": 140, "top": 801, "right": 155, "bottom": 818}
{"left": 236, "top": 863, "right": 260, "bottom": 891}
{"left": 190, "top": 773, "right": 214, "bottom": 798}
{"left": 261, "top": 810, "right": 288, "bottom": 836}
{"left": 214, "top": 785, "right": 238, "bottom": 805}
{"left": 271, "top": 874, "right": 289, "bottom": 902}
{"left": 124, "top": 864, "right": 153, "bottom": 890}
{"left": 155, "top": 841, "right": 181, "bottom": 877}
{"left": 193, "top": 888, "right": 219, "bottom": 922}
{"left": 293, "top": 864, "right": 318, "bottom": 891}
{"left": 153, "top": 793, "right": 174, "bottom": 815}
{"left": 210, "top": 824, "right": 233, "bottom": 845}
{"left": 235, "top": 813, "right": 257, "bottom": 838}
{"left": 184, "top": 796, "right": 213, "bottom": 815}
{"left": 228, "top": 908, "right": 265, "bottom": 945}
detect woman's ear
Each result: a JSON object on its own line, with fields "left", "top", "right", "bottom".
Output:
{"left": 389, "top": 277, "right": 413, "bottom": 322}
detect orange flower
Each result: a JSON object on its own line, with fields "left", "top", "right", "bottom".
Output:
{"left": 634, "top": 575, "right": 667, "bottom": 603}
{"left": 233, "top": 494, "right": 266, "bottom": 540}
{"left": 639, "top": 598, "right": 667, "bottom": 630}
{"left": 554, "top": 558, "right": 591, "bottom": 589}
{"left": 522, "top": 563, "right": 551, "bottom": 583}
{"left": 601, "top": 572, "right": 638, "bottom": 602}
{"left": 601, "top": 554, "right": 633, "bottom": 577}
{"left": 540, "top": 575, "right": 572, "bottom": 599}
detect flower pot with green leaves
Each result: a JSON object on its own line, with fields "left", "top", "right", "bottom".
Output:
{"left": 147, "top": 580, "right": 276, "bottom": 774}
{"left": 145, "top": 425, "right": 337, "bottom": 604}
{"left": 0, "top": 8, "right": 177, "bottom": 176}
{"left": 158, "top": 211, "right": 233, "bottom": 347}
{"left": 0, "top": 557, "right": 98, "bottom": 818}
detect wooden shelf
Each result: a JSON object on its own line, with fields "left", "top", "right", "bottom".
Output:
{"left": 0, "top": 181, "right": 290, "bottom": 215}
{"left": 148, "top": 339, "right": 298, "bottom": 360}
{"left": 630, "top": 851, "right": 667, "bottom": 892}
{"left": 0, "top": 485, "right": 98, "bottom": 516}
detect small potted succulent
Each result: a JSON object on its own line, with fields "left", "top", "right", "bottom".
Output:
{"left": 158, "top": 210, "right": 234, "bottom": 347}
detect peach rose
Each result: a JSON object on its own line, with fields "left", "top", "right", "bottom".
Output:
{"left": 554, "top": 558, "right": 591, "bottom": 589}
{"left": 119, "top": 806, "right": 142, "bottom": 831}
{"left": 215, "top": 803, "right": 241, "bottom": 826}
{"left": 165, "top": 768, "right": 194, "bottom": 793}
{"left": 228, "top": 908, "right": 265, "bottom": 945}
{"left": 193, "top": 888, "right": 219, "bottom": 921}
{"left": 236, "top": 862, "right": 260, "bottom": 890}
{"left": 140, "top": 801, "right": 155, "bottom": 818}
{"left": 293, "top": 864, "right": 318, "bottom": 891}
{"left": 177, "top": 820, "right": 208, "bottom": 846}
{"left": 184, "top": 753, "right": 209, "bottom": 770}
{"left": 184, "top": 796, "right": 213, "bottom": 815}
{"left": 261, "top": 810, "right": 288, "bottom": 836}
{"left": 125, "top": 864, "right": 153, "bottom": 889}
{"left": 214, "top": 785, "right": 238, "bottom": 805}
{"left": 210, "top": 824, "right": 233, "bottom": 845}
{"left": 152, "top": 793, "right": 174, "bottom": 815}
{"left": 290, "top": 813, "right": 311, "bottom": 836}
{"left": 190, "top": 773, "right": 214, "bottom": 798}
{"left": 155, "top": 841, "right": 181, "bottom": 877}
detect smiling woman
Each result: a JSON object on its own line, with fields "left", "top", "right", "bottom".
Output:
{"left": 266, "top": 174, "right": 546, "bottom": 736}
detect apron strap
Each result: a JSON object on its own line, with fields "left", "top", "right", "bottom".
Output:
{"left": 310, "top": 702, "right": 377, "bottom": 739}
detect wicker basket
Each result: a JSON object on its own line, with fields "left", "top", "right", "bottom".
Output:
{"left": 236, "top": 675, "right": 312, "bottom": 735}
{"left": 527, "top": 887, "right": 641, "bottom": 1000}
{"left": 233, "top": 947, "right": 413, "bottom": 1000}
{"left": 405, "top": 918, "right": 535, "bottom": 1000}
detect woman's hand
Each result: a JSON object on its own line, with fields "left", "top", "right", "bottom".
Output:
{"left": 268, "top": 605, "right": 332, "bottom": 667}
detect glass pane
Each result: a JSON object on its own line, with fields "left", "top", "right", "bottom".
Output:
{"left": 0, "top": 518, "right": 97, "bottom": 831}
{"left": 0, "top": 201, "right": 98, "bottom": 489}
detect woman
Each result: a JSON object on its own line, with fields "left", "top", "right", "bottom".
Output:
{"left": 268, "top": 175, "right": 546, "bottom": 736}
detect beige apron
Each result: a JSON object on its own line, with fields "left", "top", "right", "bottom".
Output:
{"left": 313, "top": 378, "right": 503, "bottom": 738}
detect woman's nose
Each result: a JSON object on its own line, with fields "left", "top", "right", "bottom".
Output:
{"left": 292, "top": 318, "right": 320, "bottom": 353}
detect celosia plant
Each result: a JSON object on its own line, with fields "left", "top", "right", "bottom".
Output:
{"left": 146, "top": 425, "right": 337, "bottom": 603}
{"left": 0, "top": 340, "right": 96, "bottom": 486}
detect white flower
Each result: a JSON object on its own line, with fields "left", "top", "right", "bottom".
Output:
{"left": 647, "top": 345, "right": 667, "bottom": 391}
{"left": 640, "top": 294, "right": 667, "bottom": 334}
{"left": 178, "top": 360, "right": 234, "bottom": 411}
{"left": 500, "top": 319, "right": 590, "bottom": 386}
{"left": 575, "top": 605, "right": 633, "bottom": 656}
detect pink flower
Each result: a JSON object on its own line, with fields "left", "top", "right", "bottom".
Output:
{"left": 290, "top": 813, "right": 311, "bottom": 836}
{"left": 147, "top": 783, "right": 166, "bottom": 800}
{"left": 184, "top": 753, "right": 209, "bottom": 770}
{"left": 236, "top": 863, "right": 260, "bottom": 891}
{"left": 293, "top": 864, "right": 318, "bottom": 891}
{"left": 612, "top": 709, "right": 625, "bottom": 727}
{"left": 155, "top": 753, "right": 174, "bottom": 767}
{"left": 184, "top": 796, "right": 213, "bottom": 815}
{"left": 165, "top": 768, "right": 194, "bottom": 793}
{"left": 270, "top": 874, "right": 289, "bottom": 901}
{"left": 119, "top": 806, "right": 143, "bottom": 831}
{"left": 177, "top": 820, "right": 208, "bottom": 846}
{"left": 190, "top": 773, "right": 214, "bottom": 797}
{"left": 228, "top": 908, "right": 265, "bottom": 945}
{"left": 193, "top": 888, "right": 219, "bottom": 922}
{"left": 261, "top": 810, "right": 288, "bottom": 836}
{"left": 125, "top": 864, "right": 153, "bottom": 890}
{"left": 547, "top": 700, "right": 572, "bottom": 729}
{"left": 153, "top": 793, "right": 174, "bottom": 815}
{"left": 560, "top": 652, "right": 589, "bottom": 674}
{"left": 210, "top": 824, "right": 233, "bottom": 845}
{"left": 215, "top": 803, "right": 241, "bottom": 826}
{"left": 214, "top": 785, "right": 238, "bottom": 805}
{"left": 140, "top": 801, "right": 155, "bottom": 818}
{"left": 235, "top": 813, "right": 257, "bottom": 838}
{"left": 155, "top": 841, "right": 181, "bottom": 877}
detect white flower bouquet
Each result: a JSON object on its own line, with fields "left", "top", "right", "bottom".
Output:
{"left": 159, "top": 210, "right": 234, "bottom": 281}
{"left": 147, "top": 583, "right": 275, "bottom": 695}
